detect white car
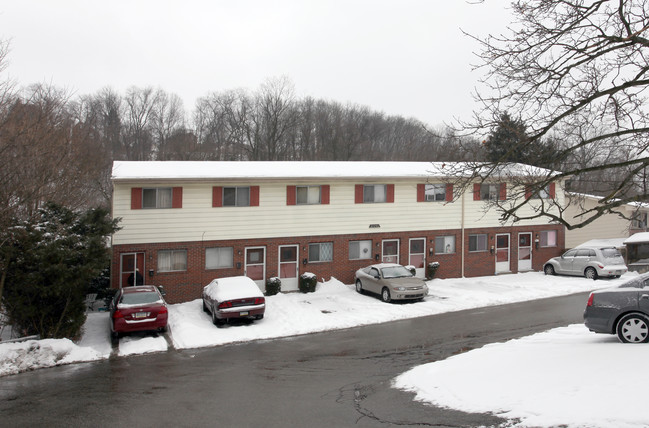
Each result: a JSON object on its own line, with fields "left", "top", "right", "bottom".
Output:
{"left": 543, "top": 246, "right": 627, "bottom": 279}
{"left": 354, "top": 263, "right": 428, "bottom": 303}
{"left": 202, "top": 276, "right": 265, "bottom": 325}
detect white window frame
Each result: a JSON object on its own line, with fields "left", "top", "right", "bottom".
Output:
{"left": 349, "top": 240, "right": 372, "bottom": 260}
{"left": 425, "top": 184, "right": 446, "bottom": 202}
{"left": 142, "top": 187, "right": 172, "bottom": 209}
{"left": 540, "top": 230, "right": 557, "bottom": 247}
{"left": 308, "top": 242, "right": 333, "bottom": 262}
{"left": 158, "top": 249, "right": 187, "bottom": 272}
{"left": 435, "top": 236, "right": 456, "bottom": 254}
{"left": 363, "top": 184, "right": 387, "bottom": 203}
{"left": 296, "top": 185, "right": 322, "bottom": 205}
{"left": 223, "top": 186, "right": 250, "bottom": 207}
{"left": 469, "top": 234, "right": 488, "bottom": 252}
{"left": 205, "top": 247, "right": 234, "bottom": 269}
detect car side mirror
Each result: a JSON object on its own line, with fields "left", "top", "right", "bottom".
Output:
{"left": 373, "top": 274, "right": 380, "bottom": 280}
{"left": 158, "top": 286, "right": 166, "bottom": 296}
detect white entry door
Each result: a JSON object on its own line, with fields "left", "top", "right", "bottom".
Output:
{"left": 495, "top": 234, "right": 511, "bottom": 273}
{"left": 279, "top": 245, "right": 299, "bottom": 292}
{"left": 518, "top": 232, "right": 533, "bottom": 271}
{"left": 245, "top": 247, "right": 266, "bottom": 292}
{"left": 409, "top": 238, "right": 426, "bottom": 278}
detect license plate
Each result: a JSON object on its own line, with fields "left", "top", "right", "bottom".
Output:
{"left": 239, "top": 311, "right": 249, "bottom": 316}
{"left": 133, "top": 312, "right": 149, "bottom": 319}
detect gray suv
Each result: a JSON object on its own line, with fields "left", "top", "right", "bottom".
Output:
{"left": 543, "top": 246, "right": 627, "bottom": 279}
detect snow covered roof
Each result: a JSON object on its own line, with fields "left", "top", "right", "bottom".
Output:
{"left": 112, "top": 161, "right": 555, "bottom": 181}
{"left": 576, "top": 238, "right": 628, "bottom": 248}
{"left": 624, "top": 232, "right": 649, "bottom": 244}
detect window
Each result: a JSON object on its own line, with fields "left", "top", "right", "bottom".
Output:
{"left": 633, "top": 212, "right": 648, "bottom": 229}
{"left": 158, "top": 250, "right": 187, "bottom": 272}
{"left": 526, "top": 183, "right": 555, "bottom": 199}
{"left": 308, "top": 242, "right": 333, "bottom": 262}
{"left": 481, "top": 184, "right": 500, "bottom": 201}
{"left": 425, "top": 184, "right": 446, "bottom": 201}
{"left": 349, "top": 240, "right": 372, "bottom": 260}
{"left": 143, "top": 188, "right": 173, "bottom": 209}
{"left": 540, "top": 230, "right": 557, "bottom": 247}
{"left": 205, "top": 247, "right": 233, "bottom": 269}
{"left": 364, "top": 184, "right": 386, "bottom": 203}
{"left": 469, "top": 234, "right": 488, "bottom": 252}
{"left": 297, "top": 186, "right": 321, "bottom": 205}
{"left": 435, "top": 236, "right": 456, "bottom": 254}
{"left": 223, "top": 187, "right": 250, "bottom": 207}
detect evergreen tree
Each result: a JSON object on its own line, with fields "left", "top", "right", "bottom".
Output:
{"left": 1, "top": 203, "right": 120, "bottom": 339}
{"left": 485, "top": 112, "right": 556, "bottom": 168}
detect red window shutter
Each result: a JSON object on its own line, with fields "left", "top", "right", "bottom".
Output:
{"left": 525, "top": 185, "right": 532, "bottom": 200}
{"left": 321, "top": 185, "right": 330, "bottom": 204}
{"left": 417, "top": 184, "right": 425, "bottom": 202}
{"left": 386, "top": 184, "right": 395, "bottom": 203}
{"left": 287, "top": 186, "right": 296, "bottom": 205}
{"left": 172, "top": 187, "right": 183, "bottom": 208}
{"left": 473, "top": 183, "right": 481, "bottom": 201}
{"left": 549, "top": 182, "right": 556, "bottom": 199}
{"left": 445, "top": 184, "right": 453, "bottom": 202}
{"left": 131, "top": 188, "right": 142, "bottom": 210}
{"left": 355, "top": 185, "right": 364, "bottom": 203}
{"left": 499, "top": 183, "right": 507, "bottom": 200}
{"left": 250, "top": 186, "right": 260, "bottom": 206}
{"left": 212, "top": 186, "right": 222, "bottom": 207}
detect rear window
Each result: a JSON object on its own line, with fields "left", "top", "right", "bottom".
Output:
{"left": 121, "top": 291, "right": 161, "bottom": 305}
{"left": 601, "top": 248, "right": 623, "bottom": 259}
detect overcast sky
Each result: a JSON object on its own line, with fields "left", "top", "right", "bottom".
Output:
{"left": 0, "top": 0, "right": 512, "bottom": 127}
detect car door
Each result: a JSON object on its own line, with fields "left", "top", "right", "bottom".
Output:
{"left": 556, "top": 249, "right": 577, "bottom": 274}
{"left": 572, "top": 249, "right": 592, "bottom": 275}
{"left": 365, "top": 267, "right": 382, "bottom": 294}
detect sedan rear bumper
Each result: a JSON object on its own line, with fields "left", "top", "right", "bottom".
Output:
{"left": 112, "top": 314, "right": 168, "bottom": 334}
{"left": 216, "top": 304, "right": 265, "bottom": 320}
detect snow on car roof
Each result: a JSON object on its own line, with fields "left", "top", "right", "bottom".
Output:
{"left": 203, "top": 276, "right": 264, "bottom": 301}
{"left": 112, "top": 160, "right": 555, "bottom": 181}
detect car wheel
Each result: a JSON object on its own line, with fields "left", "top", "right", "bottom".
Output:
{"left": 381, "top": 287, "right": 391, "bottom": 303}
{"left": 585, "top": 267, "right": 598, "bottom": 280}
{"left": 616, "top": 313, "right": 649, "bottom": 343}
{"left": 355, "top": 280, "right": 364, "bottom": 294}
{"left": 256, "top": 314, "right": 264, "bottom": 320}
{"left": 543, "top": 265, "right": 555, "bottom": 276}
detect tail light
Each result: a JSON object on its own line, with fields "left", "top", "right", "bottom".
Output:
{"left": 587, "top": 293, "right": 594, "bottom": 307}
{"left": 158, "top": 306, "right": 168, "bottom": 314}
{"left": 113, "top": 310, "right": 124, "bottom": 319}
{"left": 218, "top": 301, "right": 233, "bottom": 309}
{"left": 254, "top": 297, "right": 265, "bottom": 305}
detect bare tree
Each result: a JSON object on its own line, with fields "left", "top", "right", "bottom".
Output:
{"left": 123, "top": 86, "right": 163, "bottom": 160}
{"left": 457, "top": 0, "right": 649, "bottom": 228}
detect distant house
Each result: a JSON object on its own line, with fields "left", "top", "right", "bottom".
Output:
{"left": 110, "top": 161, "right": 565, "bottom": 303}
{"left": 564, "top": 193, "right": 649, "bottom": 249}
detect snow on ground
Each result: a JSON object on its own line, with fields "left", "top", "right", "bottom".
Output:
{"left": 0, "top": 271, "right": 642, "bottom": 427}
{"left": 394, "top": 324, "right": 647, "bottom": 428}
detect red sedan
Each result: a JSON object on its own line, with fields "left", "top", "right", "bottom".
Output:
{"left": 110, "top": 285, "right": 168, "bottom": 339}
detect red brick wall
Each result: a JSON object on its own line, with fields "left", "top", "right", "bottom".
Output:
{"left": 111, "top": 225, "right": 564, "bottom": 304}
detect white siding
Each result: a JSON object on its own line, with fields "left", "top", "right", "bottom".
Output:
{"left": 113, "top": 179, "right": 562, "bottom": 245}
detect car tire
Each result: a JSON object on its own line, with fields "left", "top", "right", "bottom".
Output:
{"left": 543, "top": 265, "right": 555, "bottom": 276}
{"left": 202, "top": 300, "right": 209, "bottom": 313}
{"left": 256, "top": 314, "right": 264, "bottom": 320}
{"left": 616, "top": 313, "right": 649, "bottom": 343}
{"left": 381, "top": 287, "right": 391, "bottom": 303}
{"left": 355, "top": 280, "right": 364, "bottom": 294}
{"left": 585, "top": 267, "right": 598, "bottom": 280}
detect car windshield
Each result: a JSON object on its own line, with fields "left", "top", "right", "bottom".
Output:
{"left": 120, "top": 291, "right": 161, "bottom": 305}
{"left": 381, "top": 265, "right": 413, "bottom": 279}
{"left": 601, "top": 248, "right": 623, "bottom": 260}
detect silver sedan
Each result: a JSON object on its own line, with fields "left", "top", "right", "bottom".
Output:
{"left": 354, "top": 263, "right": 428, "bottom": 303}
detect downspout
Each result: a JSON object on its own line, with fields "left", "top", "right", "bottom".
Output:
{"left": 461, "top": 190, "right": 466, "bottom": 278}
